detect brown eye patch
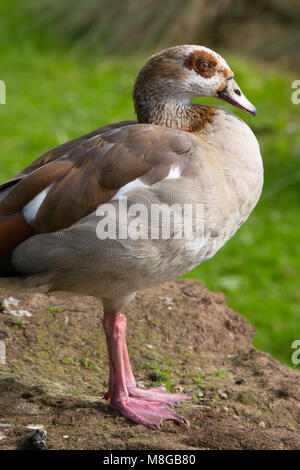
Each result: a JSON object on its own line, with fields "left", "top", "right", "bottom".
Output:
{"left": 184, "top": 50, "right": 218, "bottom": 78}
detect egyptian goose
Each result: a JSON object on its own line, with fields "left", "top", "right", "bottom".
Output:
{"left": 0, "top": 46, "right": 263, "bottom": 429}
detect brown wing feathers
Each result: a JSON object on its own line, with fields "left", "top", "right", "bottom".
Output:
{"left": 0, "top": 159, "right": 74, "bottom": 257}
{"left": 0, "top": 160, "right": 73, "bottom": 217}
{"left": 0, "top": 122, "right": 193, "bottom": 261}
{"left": 0, "top": 213, "right": 35, "bottom": 259}
{"left": 0, "top": 122, "right": 136, "bottom": 255}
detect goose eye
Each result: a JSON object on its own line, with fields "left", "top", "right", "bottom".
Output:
{"left": 198, "top": 61, "right": 211, "bottom": 70}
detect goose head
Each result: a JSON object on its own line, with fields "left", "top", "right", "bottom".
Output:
{"left": 133, "top": 45, "right": 256, "bottom": 125}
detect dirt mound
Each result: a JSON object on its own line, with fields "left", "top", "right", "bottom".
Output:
{"left": 0, "top": 279, "right": 299, "bottom": 450}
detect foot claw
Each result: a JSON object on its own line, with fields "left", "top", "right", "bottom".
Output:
{"left": 178, "top": 415, "right": 190, "bottom": 426}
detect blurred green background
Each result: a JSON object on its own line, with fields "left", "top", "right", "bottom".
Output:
{"left": 1, "top": 0, "right": 299, "bottom": 366}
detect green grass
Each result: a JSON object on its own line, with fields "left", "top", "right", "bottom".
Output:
{"left": 1, "top": 4, "right": 299, "bottom": 367}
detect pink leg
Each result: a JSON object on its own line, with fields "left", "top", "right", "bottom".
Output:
{"left": 103, "top": 312, "right": 190, "bottom": 429}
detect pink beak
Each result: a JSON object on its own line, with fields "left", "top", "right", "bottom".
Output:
{"left": 217, "top": 76, "right": 257, "bottom": 116}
